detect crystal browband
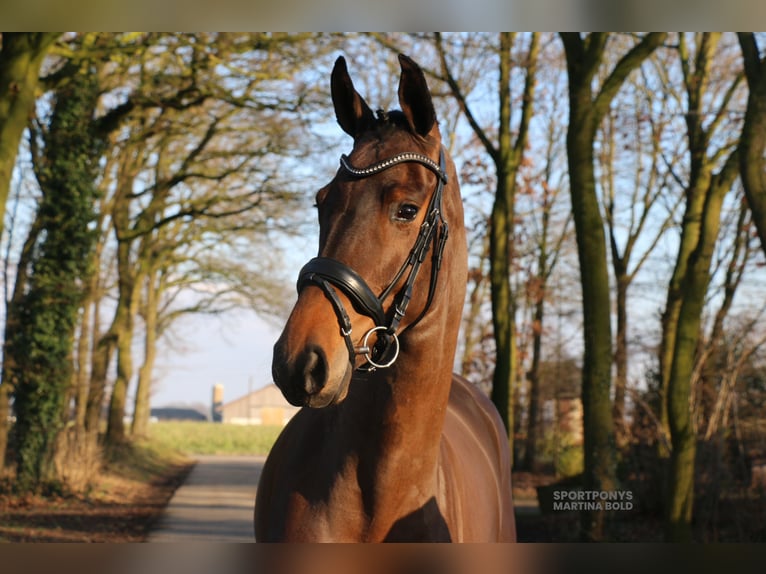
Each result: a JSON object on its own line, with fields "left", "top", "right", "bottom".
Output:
{"left": 340, "top": 152, "right": 447, "bottom": 182}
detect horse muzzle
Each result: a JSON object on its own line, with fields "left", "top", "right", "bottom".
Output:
{"left": 272, "top": 332, "right": 353, "bottom": 408}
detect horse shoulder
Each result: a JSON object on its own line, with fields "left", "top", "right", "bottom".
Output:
{"left": 439, "top": 374, "right": 516, "bottom": 542}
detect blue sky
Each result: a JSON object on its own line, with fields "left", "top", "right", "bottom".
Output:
{"left": 151, "top": 308, "right": 284, "bottom": 409}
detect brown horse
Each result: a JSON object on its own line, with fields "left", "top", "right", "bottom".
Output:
{"left": 254, "top": 54, "right": 515, "bottom": 542}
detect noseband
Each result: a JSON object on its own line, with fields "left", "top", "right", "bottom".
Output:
{"left": 297, "top": 148, "right": 449, "bottom": 371}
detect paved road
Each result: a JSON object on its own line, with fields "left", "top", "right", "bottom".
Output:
{"left": 149, "top": 455, "right": 266, "bottom": 543}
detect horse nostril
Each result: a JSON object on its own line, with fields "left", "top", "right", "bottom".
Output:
{"left": 302, "top": 346, "right": 328, "bottom": 396}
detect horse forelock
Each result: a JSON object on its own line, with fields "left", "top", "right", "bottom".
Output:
{"left": 353, "top": 109, "right": 438, "bottom": 145}
{"left": 374, "top": 108, "right": 406, "bottom": 128}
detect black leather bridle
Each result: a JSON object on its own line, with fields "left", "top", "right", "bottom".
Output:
{"left": 297, "top": 147, "right": 449, "bottom": 371}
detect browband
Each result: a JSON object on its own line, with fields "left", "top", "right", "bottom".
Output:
{"left": 340, "top": 152, "right": 447, "bottom": 183}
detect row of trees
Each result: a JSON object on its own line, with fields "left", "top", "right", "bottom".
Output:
{"left": 368, "top": 32, "right": 766, "bottom": 542}
{"left": 0, "top": 33, "right": 337, "bottom": 489}
{"left": 1, "top": 32, "right": 765, "bottom": 542}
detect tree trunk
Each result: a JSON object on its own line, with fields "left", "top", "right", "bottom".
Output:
{"left": 435, "top": 33, "right": 539, "bottom": 461}
{"left": 737, "top": 33, "right": 766, "bottom": 259}
{"left": 658, "top": 179, "right": 708, "bottom": 458}
{"left": 523, "top": 295, "right": 544, "bottom": 470}
{"left": 85, "top": 331, "right": 116, "bottom": 435}
{"left": 104, "top": 141, "right": 144, "bottom": 446}
{"left": 0, "top": 384, "right": 9, "bottom": 467}
{"left": 489, "top": 169, "right": 517, "bottom": 441}
{"left": 566, "top": 118, "right": 617, "bottom": 541}
{"left": 660, "top": 33, "right": 744, "bottom": 542}
{"left": 460, "top": 235, "right": 489, "bottom": 377}
{"left": 489, "top": 33, "right": 519, "bottom": 446}
{"left": 613, "top": 275, "right": 629, "bottom": 442}
{"left": 0, "top": 216, "right": 42, "bottom": 466}
{"left": 658, "top": 33, "right": 716, "bottom": 450}
{"left": 11, "top": 66, "right": 102, "bottom": 491}
{"left": 132, "top": 270, "right": 160, "bottom": 438}
{"left": 562, "top": 35, "right": 616, "bottom": 542}
{"left": 0, "top": 33, "right": 55, "bottom": 463}
{"left": 665, "top": 161, "right": 734, "bottom": 541}
{"left": 560, "top": 32, "right": 666, "bottom": 541}
{"left": 74, "top": 297, "right": 93, "bottom": 433}
{"left": 0, "top": 33, "right": 58, "bottom": 238}
{"left": 105, "top": 258, "right": 138, "bottom": 446}
{"left": 522, "top": 87, "right": 568, "bottom": 472}
{"left": 74, "top": 202, "right": 109, "bottom": 434}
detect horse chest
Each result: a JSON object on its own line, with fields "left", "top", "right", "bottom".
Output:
{"left": 281, "top": 450, "right": 449, "bottom": 542}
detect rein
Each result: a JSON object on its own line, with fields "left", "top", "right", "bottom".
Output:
{"left": 297, "top": 147, "right": 449, "bottom": 370}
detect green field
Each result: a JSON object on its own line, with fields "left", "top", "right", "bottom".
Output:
{"left": 148, "top": 421, "right": 283, "bottom": 455}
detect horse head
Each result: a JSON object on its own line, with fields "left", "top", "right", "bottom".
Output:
{"left": 272, "top": 54, "right": 466, "bottom": 408}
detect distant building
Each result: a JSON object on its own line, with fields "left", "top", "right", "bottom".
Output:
{"left": 150, "top": 406, "right": 209, "bottom": 422}
{"left": 221, "top": 384, "right": 299, "bottom": 426}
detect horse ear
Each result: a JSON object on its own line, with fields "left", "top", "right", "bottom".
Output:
{"left": 331, "top": 56, "right": 374, "bottom": 138}
{"left": 397, "top": 54, "right": 437, "bottom": 137}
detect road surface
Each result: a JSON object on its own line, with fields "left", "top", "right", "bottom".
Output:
{"left": 149, "top": 455, "right": 265, "bottom": 543}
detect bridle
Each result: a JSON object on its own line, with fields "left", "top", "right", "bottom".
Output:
{"left": 297, "top": 147, "right": 449, "bottom": 371}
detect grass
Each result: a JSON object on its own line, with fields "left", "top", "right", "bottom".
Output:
{"left": 0, "top": 420, "right": 281, "bottom": 541}
{"left": 103, "top": 437, "right": 191, "bottom": 483}
{"left": 147, "top": 420, "right": 283, "bottom": 455}
{"left": 0, "top": 437, "right": 193, "bottom": 542}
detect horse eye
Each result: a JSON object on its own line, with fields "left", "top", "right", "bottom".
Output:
{"left": 395, "top": 204, "right": 419, "bottom": 222}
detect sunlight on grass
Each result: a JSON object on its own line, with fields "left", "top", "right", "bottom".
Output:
{"left": 148, "top": 421, "right": 282, "bottom": 455}
{"left": 105, "top": 438, "right": 190, "bottom": 484}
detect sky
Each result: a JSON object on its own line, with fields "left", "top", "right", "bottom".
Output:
{"left": 150, "top": 308, "right": 285, "bottom": 410}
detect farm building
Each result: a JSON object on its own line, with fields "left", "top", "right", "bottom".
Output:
{"left": 220, "top": 384, "right": 300, "bottom": 426}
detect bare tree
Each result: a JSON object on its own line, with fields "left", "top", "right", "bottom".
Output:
{"left": 598, "top": 58, "right": 682, "bottom": 441}
{"left": 662, "top": 33, "right": 743, "bottom": 542}
{"left": 560, "top": 31, "right": 667, "bottom": 542}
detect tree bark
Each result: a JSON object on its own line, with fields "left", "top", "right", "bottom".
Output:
{"left": 0, "top": 33, "right": 58, "bottom": 238}
{"left": 523, "top": 293, "right": 545, "bottom": 470}
{"left": 737, "top": 33, "right": 766, "bottom": 259}
{"left": 85, "top": 331, "right": 116, "bottom": 434}
{"left": 613, "top": 275, "right": 628, "bottom": 438}
{"left": 132, "top": 269, "right": 160, "bottom": 438}
{"left": 660, "top": 33, "right": 742, "bottom": 542}
{"left": 659, "top": 33, "right": 723, "bottom": 458}
{"left": 0, "top": 33, "right": 57, "bottom": 465}
{"left": 489, "top": 33, "right": 520, "bottom": 443}
{"left": 665, "top": 154, "right": 737, "bottom": 542}
{"left": 435, "top": 33, "right": 539, "bottom": 460}
{"left": 0, "top": 216, "right": 43, "bottom": 466}
{"left": 659, "top": 179, "right": 708, "bottom": 458}
{"left": 10, "top": 65, "right": 102, "bottom": 491}
{"left": 460, "top": 234, "right": 489, "bottom": 377}
{"left": 105, "top": 215, "right": 140, "bottom": 445}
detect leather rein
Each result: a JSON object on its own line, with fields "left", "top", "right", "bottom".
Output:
{"left": 297, "top": 147, "right": 449, "bottom": 371}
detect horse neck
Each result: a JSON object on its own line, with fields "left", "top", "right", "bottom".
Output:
{"left": 341, "top": 244, "right": 466, "bottom": 483}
